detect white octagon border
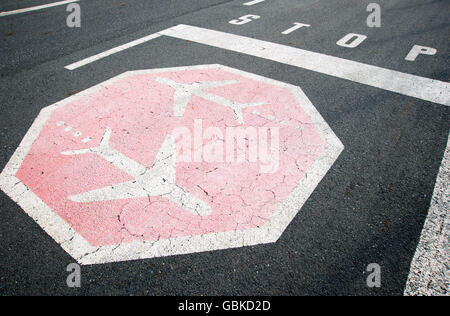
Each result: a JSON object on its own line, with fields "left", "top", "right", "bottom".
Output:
{"left": 0, "top": 64, "right": 344, "bottom": 265}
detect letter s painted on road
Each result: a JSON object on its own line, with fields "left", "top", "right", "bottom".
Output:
{"left": 229, "top": 15, "right": 260, "bottom": 25}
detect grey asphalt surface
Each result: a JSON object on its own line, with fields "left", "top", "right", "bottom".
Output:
{"left": 0, "top": 0, "right": 449, "bottom": 295}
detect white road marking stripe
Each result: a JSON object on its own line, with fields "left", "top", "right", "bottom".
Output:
{"left": 160, "top": 25, "right": 450, "bottom": 106}
{"left": 244, "top": 0, "right": 265, "bottom": 6}
{"left": 0, "top": 0, "right": 79, "bottom": 17}
{"left": 404, "top": 133, "right": 449, "bottom": 296}
{"left": 64, "top": 33, "right": 162, "bottom": 70}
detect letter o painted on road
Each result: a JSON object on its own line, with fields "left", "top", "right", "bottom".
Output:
{"left": 337, "top": 33, "right": 368, "bottom": 48}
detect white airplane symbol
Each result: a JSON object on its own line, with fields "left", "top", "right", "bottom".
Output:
{"left": 155, "top": 77, "right": 267, "bottom": 124}
{"left": 61, "top": 128, "right": 212, "bottom": 217}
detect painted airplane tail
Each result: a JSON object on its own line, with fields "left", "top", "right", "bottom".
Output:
{"left": 155, "top": 77, "right": 237, "bottom": 90}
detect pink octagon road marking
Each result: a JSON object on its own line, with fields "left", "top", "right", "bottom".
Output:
{"left": 0, "top": 65, "right": 344, "bottom": 264}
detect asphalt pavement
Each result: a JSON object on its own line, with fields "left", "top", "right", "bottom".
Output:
{"left": 0, "top": 0, "right": 448, "bottom": 296}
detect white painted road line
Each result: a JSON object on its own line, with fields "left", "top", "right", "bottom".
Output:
{"left": 244, "top": 0, "right": 266, "bottom": 6}
{"left": 64, "top": 33, "right": 162, "bottom": 70}
{"left": 160, "top": 25, "right": 450, "bottom": 106}
{"left": 0, "top": 0, "right": 79, "bottom": 17}
{"left": 405, "top": 133, "right": 449, "bottom": 296}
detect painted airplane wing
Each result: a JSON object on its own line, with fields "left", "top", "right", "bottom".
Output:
{"left": 146, "top": 133, "right": 177, "bottom": 184}
{"left": 69, "top": 179, "right": 212, "bottom": 216}
{"left": 155, "top": 77, "right": 238, "bottom": 117}
{"left": 68, "top": 134, "right": 178, "bottom": 203}
{"left": 68, "top": 180, "right": 146, "bottom": 203}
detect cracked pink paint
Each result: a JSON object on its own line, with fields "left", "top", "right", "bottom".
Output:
{"left": 16, "top": 67, "right": 325, "bottom": 247}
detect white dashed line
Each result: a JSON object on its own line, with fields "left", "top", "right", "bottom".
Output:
{"left": 160, "top": 25, "right": 450, "bottom": 106}
{"left": 244, "top": 0, "right": 266, "bottom": 6}
{"left": 0, "top": 0, "right": 79, "bottom": 17}
{"left": 64, "top": 33, "right": 162, "bottom": 70}
{"left": 405, "top": 133, "right": 449, "bottom": 296}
